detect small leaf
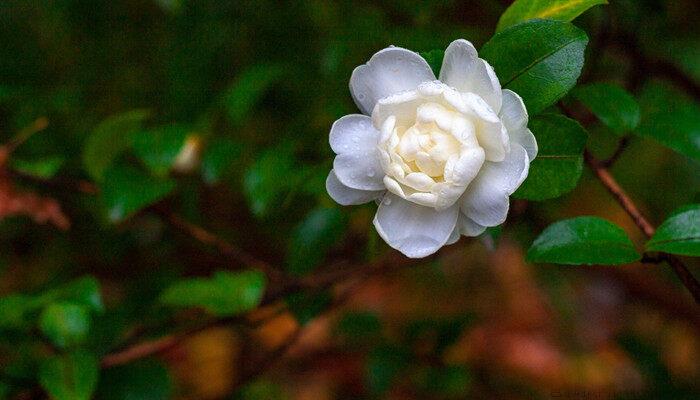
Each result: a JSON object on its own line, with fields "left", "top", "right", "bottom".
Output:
{"left": 514, "top": 114, "right": 588, "bottom": 200}
{"left": 83, "top": 110, "right": 150, "bottom": 181}
{"left": 572, "top": 83, "right": 640, "bottom": 134}
{"left": 0, "top": 295, "right": 35, "bottom": 330}
{"left": 287, "top": 207, "right": 347, "bottom": 276}
{"left": 646, "top": 205, "right": 700, "bottom": 256}
{"left": 224, "top": 64, "right": 284, "bottom": 126}
{"left": 527, "top": 216, "right": 641, "bottom": 265}
{"left": 286, "top": 291, "right": 332, "bottom": 326}
{"left": 636, "top": 81, "right": 700, "bottom": 161}
{"left": 160, "top": 270, "right": 266, "bottom": 316}
{"left": 100, "top": 163, "right": 176, "bottom": 222}
{"left": 481, "top": 19, "right": 588, "bottom": 115}
{"left": 131, "top": 125, "right": 190, "bottom": 177}
{"left": 39, "top": 303, "right": 90, "bottom": 349}
{"left": 96, "top": 360, "right": 172, "bottom": 400}
{"left": 419, "top": 49, "right": 444, "bottom": 76}
{"left": 11, "top": 156, "right": 65, "bottom": 179}
{"left": 39, "top": 351, "right": 99, "bottom": 400}
{"left": 58, "top": 277, "right": 104, "bottom": 313}
{"left": 243, "top": 145, "right": 298, "bottom": 217}
{"left": 201, "top": 137, "right": 243, "bottom": 184}
{"left": 497, "top": 0, "right": 608, "bottom": 32}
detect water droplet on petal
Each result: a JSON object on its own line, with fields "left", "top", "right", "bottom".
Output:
{"left": 384, "top": 197, "right": 392, "bottom": 205}
{"left": 367, "top": 170, "right": 375, "bottom": 177}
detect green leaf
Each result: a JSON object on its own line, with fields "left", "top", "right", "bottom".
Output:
{"left": 224, "top": 64, "right": 284, "bottom": 126}
{"left": 11, "top": 156, "right": 65, "bottom": 179}
{"left": 481, "top": 19, "right": 588, "bottom": 115}
{"left": 514, "top": 114, "right": 587, "bottom": 200}
{"left": 57, "top": 277, "right": 104, "bottom": 313}
{"left": 131, "top": 125, "right": 189, "bottom": 177}
{"left": 286, "top": 291, "right": 331, "bottom": 326}
{"left": 335, "top": 312, "right": 383, "bottom": 346}
{"left": 97, "top": 360, "right": 172, "bottom": 400}
{"left": 39, "top": 351, "right": 99, "bottom": 400}
{"left": 0, "top": 295, "right": 35, "bottom": 330}
{"left": 419, "top": 49, "right": 444, "bottom": 76}
{"left": 572, "top": 83, "right": 640, "bottom": 134}
{"left": 39, "top": 303, "right": 90, "bottom": 349}
{"left": 243, "top": 145, "right": 297, "bottom": 218}
{"left": 287, "top": 207, "right": 346, "bottom": 276}
{"left": 160, "top": 270, "right": 266, "bottom": 316}
{"left": 100, "top": 163, "right": 176, "bottom": 222}
{"left": 527, "top": 216, "right": 641, "bottom": 265}
{"left": 636, "top": 81, "right": 700, "bottom": 162}
{"left": 83, "top": 110, "right": 150, "bottom": 181}
{"left": 366, "top": 344, "right": 411, "bottom": 395}
{"left": 497, "top": 0, "right": 608, "bottom": 32}
{"left": 646, "top": 205, "right": 700, "bottom": 256}
{"left": 201, "top": 137, "right": 243, "bottom": 184}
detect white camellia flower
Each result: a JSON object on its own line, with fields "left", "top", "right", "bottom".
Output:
{"left": 326, "top": 39, "right": 537, "bottom": 258}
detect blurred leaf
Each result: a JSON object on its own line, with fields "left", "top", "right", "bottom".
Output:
{"left": 497, "top": 0, "right": 607, "bottom": 32}
{"left": 481, "top": 19, "right": 588, "bottom": 115}
{"left": 572, "top": 83, "right": 641, "bottom": 134}
{"left": 405, "top": 317, "right": 474, "bottom": 354}
{"left": 420, "top": 49, "right": 444, "bottom": 76}
{"left": 0, "top": 382, "right": 8, "bottom": 399}
{"left": 415, "top": 365, "right": 471, "bottom": 398}
{"left": 636, "top": 81, "right": 700, "bottom": 161}
{"left": 527, "top": 216, "right": 641, "bottom": 265}
{"left": 83, "top": 110, "right": 150, "bottom": 181}
{"left": 336, "top": 311, "right": 382, "bottom": 346}
{"left": 11, "top": 156, "right": 65, "bottom": 179}
{"left": 160, "top": 270, "right": 266, "bottom": 316}
{"left": 0, "top": 295, "right": 34, "bottom": 330}
{"left": 286, "top": 291, "right": 331, "bottom": 325}
{"left": 39, "top": 351, "right": 99, "bottom": 400}
{"left": 243, "top": 145, "right": 297, "bottom": 218}
{"left": 96, "top": 360, "right": 172, "bottom": 400}
{"left": 57, "top": 277, "right": 104, "bottom": 314}
{"left": 131, "top": 125, "right": 189, "bottom": 177}
{"left": 286, "top": 207, "right": 346, "bottom": 276}
{"left": 647, "top": 204, "right": 700, "bottom": 256}
{"left": 366, "top": 344, "right": 411, "bottom": 395}
{"left": 100, "top": 163, "right": 176, "bottom": 222}
{"left": 514, "top": 114, "right": 587, "bottom": 200}
{"left": 201, "top": 137, "right": 243, "bottom": 184}
{"left": 234, "top": 378, "right": 288, "bottom": 400}
{"left": 39, "top": 303, "right": 90, "bottom": 349}
{"left": 224, "top": 64, "right": 284, "bottom": 126}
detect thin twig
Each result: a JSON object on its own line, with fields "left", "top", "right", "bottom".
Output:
{"left": 600, "top": 136, "right": 631, "bottom": 168}
{"left": 585, "top": 151, "right": 700, "bottom": 304}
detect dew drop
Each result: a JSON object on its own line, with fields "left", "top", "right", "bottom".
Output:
{"left": 367, "top": 170, "right": 375, "bottom": 177}
{"left": 384, "top": 197, "right": 392, "bottom": 205}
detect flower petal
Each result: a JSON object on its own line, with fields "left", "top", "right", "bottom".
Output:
{"left": 440, "top": 39, "right": 502, "bottom": 112}
{"left": 374, "top": 194, "right": 458, "bottom": 258}
{"left": 350, "top": 47, "right": 435, "bottom": 115}
{"left": 458, "top": 214, "right": 487, "bottom": 237}
{"left": 446, "top": 226, "right": 460, "bottom": 245}
{"left": 500, "top": 89, "right": 538, "bottom": 160}
{"left": 463, "top": 92, "right": 509, "bottom": 162}
{"left": 326, "top": 170, "right": 384, "bottom": 205}
{"left": 333, "top": 151, "right": 385, "bottom": 191}
{"left": 329, "top": 114, "right": 380, "bottom": 155}
{"left": 460, "top": 144, "right": 529, "bottom": 226}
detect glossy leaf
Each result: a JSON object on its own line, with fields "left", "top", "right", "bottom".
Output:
{"left": 100, "top": 163, "right": 176, "bottom": 222}
{"left": 39, "top": 351, "right": 99, "bottom": 400}
{"left": 160, "top": 270, "right": 266, "bottom": 316}
{"left": 224, "top": 64, "right": 284, "bottom": 126}
{"left": 39, "top": 303, "right": 90, "bottom": 349}
{"left": 497, "top": 0, "right": 608, "bottom": 32}
{"left": 647, "top": 205, "right": 700, "bottom": 256}
{"left": 131, "top": 125, "right": 189, "bottom": 177}
{"left": 514, "top": 114, "right": 588, "bottom": 200}
{"left": 481, "top": 19, "right": 588, "bottom": 115}
{"left": 287, "top": 207, "right": 347, "bottom": 276}
{"left": 636, "top": 81, "right": 700, "bottom": 161}
{"left": 527, "top": 216, "right": 641, "bottom": 265}
{"left": 82, "top": 110, "right": 150, "bottom": 181}
{"left": 572, "top": 83, "right": 640, "bottom": 134}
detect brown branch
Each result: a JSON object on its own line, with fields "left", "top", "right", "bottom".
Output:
{"left": 600, "top": 136, "right": 631, "bottom": 168}
{"left": 585, "top": 151, "right": 700, "bottom": 304}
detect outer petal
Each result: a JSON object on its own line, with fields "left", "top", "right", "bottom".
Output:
{"left": 460, "top": 144, "right": 529, "bottom": 226}
{"left": 440, "top": 39, "right": 502, "bottom": 112}
{"left": 374, "top": 193, "right": 459, "bottom": 258}
{"left": 463, "top": 92, "right": 509, "bottom": 162}
{"left": 329, "top": 114, "right": 379, "bottom": 155}
{"left": 500, "top": 89, "right": 538, "bottom": 160}
{"left": 350, "top": 47, "right": 435, "bottom": 115}
{"left": 458, "top": 213, "right": 487, "bottom": 237}
{"left": 446, "top": 227, "right": 460, "bottom": 245}
{"left": 326, "top": 170, "right": 384, "bottom": 205}
{"left": 333, "top": 152, "right": 385, "bottom": 191}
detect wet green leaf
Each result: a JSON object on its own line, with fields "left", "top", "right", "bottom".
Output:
{"left": 497, "top": 0, "right": 608, "bottom": 32}
{"left": 572, "top": 83, "right": 641, "bottom": 134}
{"left": 647, "top": 204, "right": 700, "bottom": 256}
